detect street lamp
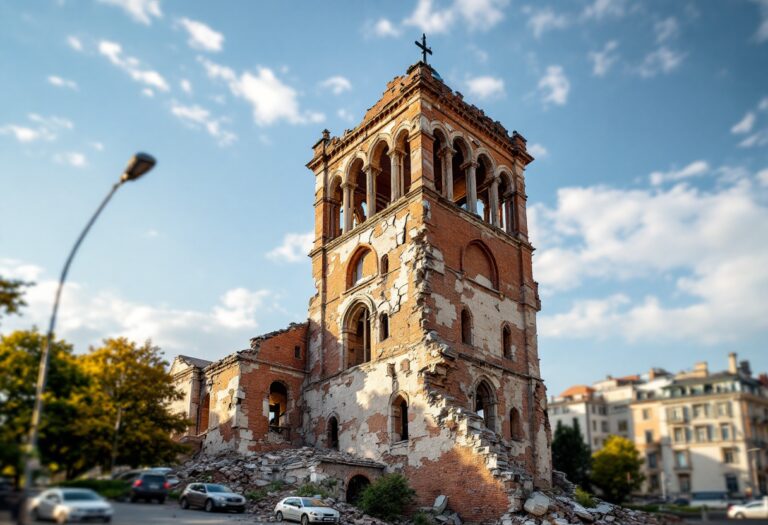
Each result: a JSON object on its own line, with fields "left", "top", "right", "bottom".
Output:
{"left": 22, "top": 153, "right": 156, "bottom": 506}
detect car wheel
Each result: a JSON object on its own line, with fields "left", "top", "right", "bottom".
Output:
{"left": 735, "top": 513, "right": 745, "bottom": 519}
{"left": 180, "top": 497, "right": 189, "bottom": 510}
{"left": 237, "top": 508, "right": 245, "bottom": 514}
{"left": 204, "top": 499, "right": 214, "bottom": 513}
{"left": 31, "top": 508, "right": 40, "bottom": 522}
{"left": 276, "top": 510, "right": 283, "bottom": 522}
{"left": 158, "top": 497, "right": 166, "bottom": 504}
{"left": 102, "top": 518, "right": 112, "bottom": 524}
{"left": 55, "top": 512, "right": 68, "bottom": 524}
{"left": 301, "top": 514, "right": 310, "bottom": 525}
{"left": 129, "top": 494, "right": 138, "bottom": 503}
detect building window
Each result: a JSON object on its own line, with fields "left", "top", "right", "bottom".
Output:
{"left": 642, "top": 408, "right": 652, "bottom": 420}
{"left": 723, "top": 448, "right": 737, "bottom": 464}
{"left": 328, "top": 416, "right": 339, "bottom": 450}
{"left": 649, "top": 474, "right": 660, "bottom": 491}
{"left": 345, "top": 303, "right": 371, "bottom": 369}
{"left": 692, "top": 404, "right": 710, "bottom": 419}
{"left": 592, "top": 420, "right": 597, "bottom": 432}
{"left": 673, "top": 427, "right": 685, "bottom": 443}
{"left": 294, "top": 345, "right": 301, "bottom": 359}
{"left": 618, "top": 420, "right": 629, "bottom": 432}
{"left": 648, "top": 452, "right": 658, "bottom": 469}
{"left": 725, "top": 474, "right": 739, "bottom": 495}
{"left": 509, "top": 408, "right": 522, "bottom": 441}
{"left": 674, "top": 450, "right": 690, "bottom": 469}
{"left": 392, "top": 395, "right": 409, "bottom": 442}
{"left": 461, "top": 309, "right": 472, "bottom": 345}
{"left": 645, "top": 430, "right": 654, "bottom": 444}
{"left": 717, "top": 402, "right": 732, "bottom": 417}
{"left": 601, "top": 421, "right": 609, "bottom": 433}
{"left": 678, "top": 474, "right": 691, "bottom": 493}
{"left": 502, "top": 325, "right": 512, "bottom": 358}
{"left": 695, "top": 425, "right": 712, "bottom": 443}
{"left": 379, "top": 313, "right": 389, "bottom": 341}
{"left": 268, "top": 382, "right": 288, "bottom": 432}
{"left": 380, "top": 254, "right": 389, "bottom": 274}
{"left": 474, "top": 380, "right": 496, "bottom": 431}
{"left": 720, "top": 423, "right": 731, "bottom": 441}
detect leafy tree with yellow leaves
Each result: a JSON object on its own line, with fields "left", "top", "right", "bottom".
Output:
{"left": 591, "top": 435, "right": 645, "bottom": 503}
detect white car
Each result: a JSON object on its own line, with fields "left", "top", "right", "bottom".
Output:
{"left": 728, "top": 498, "right": 768, "bottom": 519}
{"left": 274, "top": 496, "right": 340, "bottom": 525}
{"left": 30, "top": 488, "right": 113, "bottom": 523}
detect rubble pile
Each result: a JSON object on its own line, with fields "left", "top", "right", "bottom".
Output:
{"left": 175, "top": 447, "right": 390, "bottom": 524}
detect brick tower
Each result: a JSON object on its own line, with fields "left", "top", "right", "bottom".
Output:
{"left": 303, "top": 60, "right": 551, "bottom": 521}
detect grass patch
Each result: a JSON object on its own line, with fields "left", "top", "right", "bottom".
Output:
{"left": 246, "top": 489, "right": 268, "bottom": 502}
{"left": 574, "top": 486, "right": 596, "bottom": 508}
{"left": 57, "top": 479, "right": 130, "bottom": 500}
{"left": 296, "top": 479, "right": 337, "bottom": 499}
{"left": 266, "top": 480, "right": 286, "bottom": 492}
{"left": 413, "top": 511, "right": 435, "bottom": 525}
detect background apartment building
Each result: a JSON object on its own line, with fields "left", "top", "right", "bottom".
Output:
{"left": 552, "top": 353, "right": 768, "bottom": 499}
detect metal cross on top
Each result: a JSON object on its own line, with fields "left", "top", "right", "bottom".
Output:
{"left": 415, "top": 33, "right": 432, "bottom": 64}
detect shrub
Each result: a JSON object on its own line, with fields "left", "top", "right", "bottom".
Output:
{"left": 574, "top": 486, "right": 596, "bottom": 508}
{"left": 358, "top": 474, "right": 415, "bottom": 520}
{"left": 413, "top": 511, "right": 435, "bottom": 525}
{"left": 296, "top": 479, "right": 337, "bottom": 498}
{"left": 246, "top": 489, "right": 267, "bottom": 502}
{"left": 168, "top": 490, "right": 181, "bottom": 501}
{"left": 267, "top": 480, "right": 286, "bottom": 492}
{"left": 57, "top": 479, "right": 130, "bottom": 500}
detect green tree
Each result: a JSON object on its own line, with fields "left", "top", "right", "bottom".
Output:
{"left": 76, "top": 338, "right": 189, "bottom": 470}
{"left": 358, "top": 474, "right": 416, "bottom": 520}
{"left": 591, "top": 435, "right": 645, "bottom": 503}
{"left": 0, "top": 330, "right": 88, "bottom": 483}
{"left": 552, "top": 420, "right": 592, "bottom": 489}
{"left": 0, "top": 276, "right": 29, "bottom": 323}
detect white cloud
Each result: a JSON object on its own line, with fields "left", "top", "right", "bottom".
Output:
{"left": 321, "top": 76, "right": 352, "bottom": 95}
{"left": 98, "top": 40, "right": 170, "bottom": 92}
{"left": 141, "top": 88, "right": 154, "bottom": 98}
{"left": 649, "top": 160, "right": 709, "bottom": 186}
{"left": 582, "top": 0, "right": 626, "bottom": 20}
{"left": 404, "top": 0, "right": 506, "bottom": 34}
{"left": 754, "top": 0, "right": 768, "bottom": 42}
{"left": 739, "top": 130, "right": 768, "bottom": 148}
{"left": 337, "top": 108, "right": 355, "bottom": 122}
{"left": 758, "top": 168, "right": 768, "bottom": 186}
{"left": 266, "top": 232, "right": 314, "bottom": 263}
{"left": 0, "top": 114, "right": 73, "bottom": 143}
{"left": 90, "top": 141, "right": 105, "bottom": 151}
{"left": 180, "top": 79, "right": 193, "bottom": 94}
{"left": 466, "top": 76, "right": 504, "bottom": 99}
{"left": 48, "top": 75, "right": 78, "bottom": 90}
{"left": 589, "top": 40, "right": 619, "bottom": 77}
{"left": 199, "top": 57, "right": 324, "bottom": 126}
{"left": 170, "top": 101, "right": 237, "bottom": 146}
{"left": 97, "top": 0, "right": 162, "bottom": 25}
{"left": 532, "top": 170, "right": 768, "bottom": 344}
{"left": 66, "top": 35, "right": 83, "bottom": 52}
{"left": 538, "top": 65, "right": 570, "bottom": 106}
{"left": 525, "top": 7, "right": 568, "bottom": 38}
{"left": 528, "top": 143, "right": 548, "bottom": 158}
{"left": 655, "top": 17, "right": 679, "bottom": 43}
{"left": 731, "top": 112, "right": 756, "bottom": 135}
{"left": 636, "top": 46, "right": 685, "bottom": 77}
{"left": 372, "top": 18, "right": 401, "bottom": 38}
{"left": 178, "top": 17, "right": 224, "bottom": 52}
{"left": 0, "top": 258, "right": 278, "bottom": 357}
{"left": 54, "top": 151, "right": 88, "bottom": 168}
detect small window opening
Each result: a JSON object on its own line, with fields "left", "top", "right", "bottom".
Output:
{"left": 461, "top": 309, "right": 472, "bottom": 345}
{"left": 392, "top": 395, "right": 409, "bottom": 442}
{"left": 502, "top": 325, "right": 512, "bottom": 358}
{"left": 510, "top": 408, "right": 522, "bottom": 440}
{"left": 475, "top": 381, "right": 496, "bottom": 430}
{"left": 380, "top": 313, "right": 389, "bottom": 341}
{"left": 381, "top": 254, "right": 389, "bottom": 274}
{"left": 269, "top": 382, "right": 288, "bottom": 433}
{"left": 294, "top": 345, "right": 301, "bottom": 359}
{"left": 328, "top": 416, "right": 339, "bottom": 450}
{"left": 354, "top": 255, "right": 365, "bottom": 284}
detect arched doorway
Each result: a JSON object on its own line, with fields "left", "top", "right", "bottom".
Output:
{"left": 328, "top": 416, "right": 339, "bottom": 450}
{"left": 269, "top": 382, "right": 288, "bottom": 434}
{"left": 346, "top": 475, "right": 370, "bottom": 503}
{"left": 475, "top": 380, "right": 496, "bottom": 431}
{"left": 345, "top": 303, "right": 371, "bottom": 368}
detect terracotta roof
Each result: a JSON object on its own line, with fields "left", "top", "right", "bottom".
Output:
{"left": 560, "top": 385, "right": 595, "bottom": 398}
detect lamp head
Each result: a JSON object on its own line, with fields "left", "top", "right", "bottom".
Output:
{"left": 121, "top": 153, "right": 156, "bottom": 182}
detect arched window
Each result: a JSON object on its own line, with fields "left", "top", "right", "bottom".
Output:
{"left": 395, "top": 130, "right": 412, "bottom": 195}
{"left": 461, "top": 308, "right": 472, "bottom": 345}
{"left": 452, "top": 138, "right": 470, "bottom": 210}
{"left": 476, "top": 154, "right": 493, "bottom": 221}
{"left": 349, "top": 158, "right": 367, "bottom": 227}
{"left": 509, "top": 408, "right": 522, "bottom": 441}
{"left": 269, "top": 382, "right": 288, "bottom": 432}
{"left": 346, "top": 475, "right": 370, "bottom": 504}
{"left": 354, "top": 256, "right": 365, "bottom": 284}
{"left": 380, "top": 254, "right": 389, "bottom": 274}
{"left": 502, "top": 325, "right": 512, "bottom": 359}
{"left": 328, "top": 416, "right": 339, "bottom": 450}
{"left": 348, "top": 247, "right": 374, "bottom": 288}
{"left": 372, "top": 140, "right": 392, "bottom": 212}
{"left": 379, "top": 313, "right": 389, "bottom": 341}
{"left": 463, "top": 240, "right": 499, "bottom": 289}
{"left": 345, "top": 303, "right": 371, "bottom": 368}
{"left": 475, "top": 380, "right": 496, "bottom": 430}
{"left": 432, "top": 129, "right": 448, "bottom": 196}
{"left": 329, "top": 176, "right": 343, "bottom": 239}
{"left": 498, "top": 173, "right": 514, "bottom": 234}
{"left": 392, "top": 394, "right": 409, "bottom": 442}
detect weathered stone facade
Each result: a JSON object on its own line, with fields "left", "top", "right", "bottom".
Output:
{"left": 171, "top": 61, "right": 551, "bottom": 523}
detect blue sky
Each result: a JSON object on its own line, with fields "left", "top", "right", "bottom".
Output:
{"left": 1, "top": 0, "right": 767, "bottom": 396}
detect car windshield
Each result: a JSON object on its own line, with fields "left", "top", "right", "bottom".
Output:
{"left": 63, "top": 491, "right": 100, "bottom": 501}
{"left": 301, "top": 498, "right": 327, "bottom": 507}
{"left": 142, "top": 475, "right": 165, "bottom": 483}
{"left": 206, "top": 484, "right": 231, "bottom": 493}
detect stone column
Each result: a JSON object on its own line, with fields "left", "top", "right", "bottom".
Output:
{"left": 441, "top": 148, "right": 454, "bottom": 200}
{"left": 342, "top": 181, "right": 354, "bottom": 232}
{"left": 503, "top": 191, "right": 514, "bottom": 234}
{"left": 489, "top": 177, "right": 500, "bottom": 227}
{"left": 365, "top": 165, "right": 378, "bottom": 217}
{"left": 390, "top": 151, "right": 402, "bottom": 200}
{"left": 466, "top": 161, "right": 478, "bottom": 214}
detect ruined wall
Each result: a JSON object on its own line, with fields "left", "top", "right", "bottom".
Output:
{"left": 203, "top": 358, "right": 242, "bottom": 453}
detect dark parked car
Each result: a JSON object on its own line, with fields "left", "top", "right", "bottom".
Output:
{"left": 129, "top": 472, "right": 169, "bottom": 503}
{"left": 179, "top": 483, "right": 246, "bottom": 513}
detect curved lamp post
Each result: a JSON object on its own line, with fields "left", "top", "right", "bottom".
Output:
{"left": 22, "top": 153, "right": 156, "bottom": 497}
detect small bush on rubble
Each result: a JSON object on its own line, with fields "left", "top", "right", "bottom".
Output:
{"left": 246, "top": 489, "right": 267, "bottom": 502}
{"left": 297, "top": 479, "right": 337, "bottom": 498}
{"left": 574, "top": 486, "right": 596, "bottom": 508}
{"left": 358, "top": 474, "right": 415, "bottom": 520}
{"left": 413, "top": 511, "right": 435, "bottom": 525}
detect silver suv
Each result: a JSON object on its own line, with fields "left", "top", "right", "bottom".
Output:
{"left": 179, "top": 483, "right": 246, "bottom": 513}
